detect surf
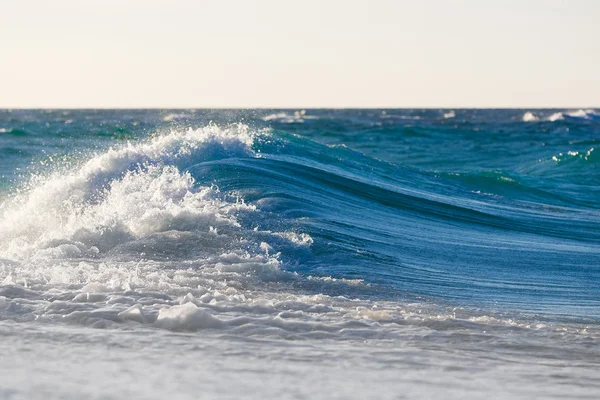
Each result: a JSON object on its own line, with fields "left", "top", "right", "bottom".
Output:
{"left": 1, "top": 120, "right": 599, "bottom": 328}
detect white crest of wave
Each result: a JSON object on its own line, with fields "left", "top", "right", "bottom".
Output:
{"left": 522, "top": 111, "right": 539, "bottom": 122}
{"left": 0, "top": 124, "right": 258, "bottom": 263}
{"left": 548, "top": 112, "right": 564, "bottom": 122}
{"left": 547, "top": 109, "right": 598, "bottom": 122}
{"left": 566, "top": 109, "right": 597, "bottom": 119}
{"left": 162, "top": 112, "right": 191, "bottom": 122}
{"left": 262, "top": 110, "right": 317, "bottom": 123}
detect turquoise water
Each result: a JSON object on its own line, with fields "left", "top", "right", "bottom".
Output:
{"left": 0, "top": 109, "right": 599, "bottom": 399}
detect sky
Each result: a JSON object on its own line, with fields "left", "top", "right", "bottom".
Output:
{"left": 1, "top": 0, "right": 599, "bottom": 108}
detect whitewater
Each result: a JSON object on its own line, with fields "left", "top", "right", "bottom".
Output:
{"left": 0, "top": 109, "right": 599, "bottom": 399}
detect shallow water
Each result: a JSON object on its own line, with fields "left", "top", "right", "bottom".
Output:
{"left": 0, "top": 109, "right": 599, "bottom": 399}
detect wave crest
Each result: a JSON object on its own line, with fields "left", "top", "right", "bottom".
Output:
{"left": 0, "top": 124, "right": 317, "bottom": 301}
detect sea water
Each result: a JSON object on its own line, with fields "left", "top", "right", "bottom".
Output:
{"left": 0, "top": 109, "right": 599, "bottom": 399}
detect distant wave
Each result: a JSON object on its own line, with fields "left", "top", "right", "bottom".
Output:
{"left": 521, "top": 109, "right": 598, "bottom": 122}
{"left": 162, "top": 112, "right": 192, "bottom": 122}
{"left": 548, "top": 112, "right": 564, "bottom": 122}
{"left": 0, "top": 128, "right": 28, "bottom": 136}
{"left": 380, "top": 111, "right": 421, "bottom": 120}
{"left": 262, "top": 110, "right": 317, "bottom": 123}
{"left": 522, "top": 112, "right": 539, "bottom": 122}
{"left": 565, "top": 109, "right": 599, "bottom": 120}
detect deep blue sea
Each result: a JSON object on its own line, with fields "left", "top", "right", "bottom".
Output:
{"left": 1, "top": 109, "right": 599, "bottom": 399}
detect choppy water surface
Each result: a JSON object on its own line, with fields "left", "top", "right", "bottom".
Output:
{"left": 1, "top": 109, "right": 599, "bottom": 399}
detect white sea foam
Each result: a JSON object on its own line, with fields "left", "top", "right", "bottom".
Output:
{"left": 381, "top": 113, "right": 421, "bottom": 120}
{"left": 0, "top": 124, "right": 256, "bottom": 261}
{"left": 162, "top": 112, "right": 191, "bottom": 122}
{"left": 522, "top": 111, "right": 539, "bottom": 122}
{"left": 566, "top": 109, "right": 598, "bottom": 119}
{"left": 262, "top": 110, "right": 316, "bottom": 123}
{"left": 548, "top": 112, "right": 564, "bottom": 121}
{"left": 551, "top": 147, "right": 596, "bottom": 162}
{"left": 0, "top": 125, "right": 288, "bottom": 294}
{"left": 443, "top": 110, "right": 456, "bottom": 119}
{"left": 546, "top": 109, "right": 598, "bottom": 122}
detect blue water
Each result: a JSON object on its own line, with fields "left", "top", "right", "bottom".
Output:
{"left": 0, "top": 108, "right": 599, "bottom": 323}
{"left": 2, "top": 109, "right": 600, "bottom": 399}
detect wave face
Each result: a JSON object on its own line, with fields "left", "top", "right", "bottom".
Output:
{"left": 0, "top": 109, "right": 599, "bottom": 398}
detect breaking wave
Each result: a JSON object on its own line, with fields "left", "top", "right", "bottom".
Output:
{"left": 1, "top": 121, "right": 599, "bottom": 338}
{"left": 523, "top": 109, "right": 599, "bottom": 122}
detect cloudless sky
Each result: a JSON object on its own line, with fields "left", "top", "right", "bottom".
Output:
{"left": 1, "top": 0, "right": 598, "bottom": 108}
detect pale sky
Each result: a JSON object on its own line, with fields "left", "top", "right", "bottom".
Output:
{"left": 1, "top": 0, "right": 599, "bottom": 108}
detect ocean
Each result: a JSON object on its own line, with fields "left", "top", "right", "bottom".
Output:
{"left": 0, "top": 109, "right": 599, "bottom": 399}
